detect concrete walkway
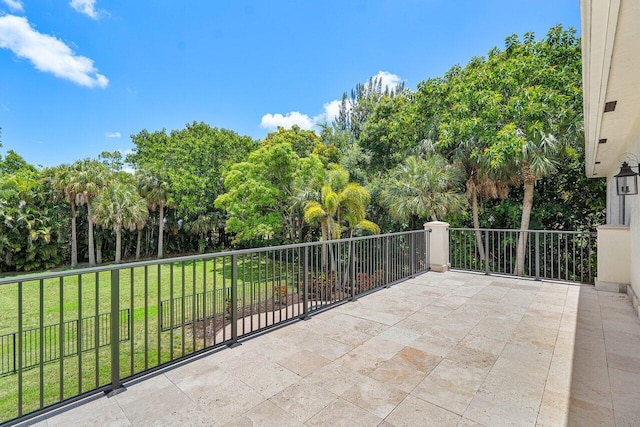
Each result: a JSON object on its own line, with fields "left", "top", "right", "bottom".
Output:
{"left": 29, "top": 271, "right": 640, "bottom": 426}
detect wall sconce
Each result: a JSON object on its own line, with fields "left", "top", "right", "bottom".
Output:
{"left": 615, "top": 161, "right": 639, "bottom": 196}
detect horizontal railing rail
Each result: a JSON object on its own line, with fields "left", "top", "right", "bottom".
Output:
{"left": 449, "top": 228, "right": 596, "bottom": 284}
{"left": 0, "top": 229, "right": 430, "bottom": 425}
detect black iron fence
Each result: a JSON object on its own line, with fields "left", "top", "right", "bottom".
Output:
{"left": 0, "top": 310, "right": 130, "bottom": 376}
{"left": 450, "top": 228, "right": 597, "bottom": 284}
{"left": 0, "top": 229, "right": 429, "bottom": 425}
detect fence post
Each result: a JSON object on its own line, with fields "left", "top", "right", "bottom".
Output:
{"left": 350, "top": 239, "right": 357, "bottom": 301}
{"left": 535, "top": 232, "right": 540, "bottom": 281}
{"left": 301, "top": 246, "right": 309, "bottom": 320}
{"left": 426, "top": 229, "right": 431, "bottom": 271}
{"left": 410, "top": 232, "right": 416, "bottom": 277}
{"left": 385, "top": 236, "right": 390, "bottom": 288}
{"left": 484, "top": 229, "right": 489, "bottom": 275}
{"left": 228, "top": 254, "right": 241, "bottom": 348}
{"left": 106, "top": 268, "right": 125, "bottom": 397}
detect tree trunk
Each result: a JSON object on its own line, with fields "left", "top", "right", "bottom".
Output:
{"left": 70, "top": 203, "right": 78, "bottom": 267}
{"left": 430, "top": 211, "right": 438, "bottom": 222}
{"left": 87, "top": 204, "right": 96, "bottom": 266}
{"left": 515, "top": 179, "right": 535, "bottom": 276}
{"left": 96, "top": 235, "right": 103, "bottom": 265}
{"left": 157, "top": 202, "right": 165, "bottom": 258}
{"left": 115, "top": 227, "right": 122, "bottom": 263}
{"left": 136, "top": 229, "right": 142, "bottom": 260}
{"left": 471, "top": 189, "right": 486, "bottom": 261}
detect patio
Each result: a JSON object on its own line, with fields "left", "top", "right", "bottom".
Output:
{"left": 27, "top": 271, "right": 640, "bottom": 426}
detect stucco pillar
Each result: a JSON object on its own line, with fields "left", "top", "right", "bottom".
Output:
{"left": 596, "top": 224, "right": 630, "bottom": 293}
{"left": 425, "top": 221, "right": 449, "bottom": 272}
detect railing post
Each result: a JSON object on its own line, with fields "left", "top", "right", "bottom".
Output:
{"left": 426, "top": 229, "right": 431, "bottom": 271}
{"left": 385, "top": 236, "right": 390, "bottom": 288}
{"left": 484, "top": 229, "right": 489, "bottom": 275}
{"left": 106, "top": 268, "right": 125, "bottom": 397}
{"left": 228, "top": 254, "right": 241, "bottom": 348}
{"left": 535, "top": 232, "right": 540, "bottom": 281}
{"left": 301, "top": 246, "right": 310, "bottom": 320}
{"left": 410, "top": 232, "right": 416, "bottom": 277}
{"left": 350, "top": 239, "right": 357, "bottom": 301}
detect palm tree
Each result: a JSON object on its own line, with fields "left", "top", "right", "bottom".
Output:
{"left": 380, "top": 155, "right": 466, "bottom": 224}
{"left": 137, "top": 170, "right": 169, "bottom": 258}
{"left": 303, "top": 165, "right": 379, "bottom": 241}
{"left": 449, "top": 140, "right": 512, "bottom": 261}
{"left": 51, "top": 165, "right": 81, "bottom": 267}
{"left": 72, "top": 160, "right": 109, "bottom": 266}
{"left": 92, "top": 180, "right": 148, "bottom": 263}
{"left": 514, "top": 130, "right": 561, "bottom": 275}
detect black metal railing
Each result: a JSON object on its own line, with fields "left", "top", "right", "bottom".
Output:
{"left": 449, "top": 228, "right": 596, "bottom": 284}
{"left": 0, "top": 310, "right": 130, "bottom": 376}
{"left": 0, "top": 229, "right": 430, "bottom": 425}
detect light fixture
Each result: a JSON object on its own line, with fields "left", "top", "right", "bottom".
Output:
{"left": 615, "top": 161, "right": 638, "bottom": 196}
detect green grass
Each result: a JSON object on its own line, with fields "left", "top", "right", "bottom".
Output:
{"left": 0, "top": 253, "right": 302, "bottom": 423}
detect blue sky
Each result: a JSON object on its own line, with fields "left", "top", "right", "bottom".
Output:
{"left": 0, "top": 0, "right": 580, "bottom": 168}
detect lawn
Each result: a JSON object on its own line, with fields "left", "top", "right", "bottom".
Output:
{"left": 0, "top": 250, "right": 303, "bottom": 422}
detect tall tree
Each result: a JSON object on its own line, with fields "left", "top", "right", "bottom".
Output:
{"left": 72, "top": 160, "right": 109, "bottom": 266}
{"left": 137, "top": 169, "right": 170, "bottom": 258}
{"left": 92, "top": 180, "right": 148, "bottom": 263}
{"left": 433, "top": 26, "right": 582, "bottom": 274}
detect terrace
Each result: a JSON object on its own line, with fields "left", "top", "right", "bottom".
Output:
{"left": 22, "top": 270, "right": 640, "bottom": 426}
{"left": 0, "top": 224, "right": 638, "bottom": 426}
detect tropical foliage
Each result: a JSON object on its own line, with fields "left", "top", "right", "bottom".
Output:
{"left": 0, "top": 25, "right": 605, "bottom": 274}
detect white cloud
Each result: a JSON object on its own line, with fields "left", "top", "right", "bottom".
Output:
{"left": 69, "top": 0, "right": 99, "bottom": 19}
{"left": 106, "top": 131, "right": 121, "bottom": 138}
{"left": 1, "top": 0, "right": 23, "bottom": 12}
{"left": 260, "top": 112, "right": 315, "bottom": 131}
{"left": 260, "top": 71, "right": 403, "bottom": 131}
{"left": 0, "top": 15, "right": 108, "bottom": 88}
{"left": 373, "top": 70, "right": 403, "bottom": 91}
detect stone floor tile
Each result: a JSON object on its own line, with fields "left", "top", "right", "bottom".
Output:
{"left": 368, "top": 357, "right": 427, "bottom": 393}
{"left": 47, "top": 396, "right": 132, "bottom": 427}
{"left": 409, "top": 333, "right": 456, "bottom": 357}
{"left": 150, "top": 408, "right": 217, "bottom": 427}
{"left": 276, "top": 350, "right": 330, "bottom": 378}
{"left": 385, "top": 395, "right": 460, "bottom": 426}
{"left": 458, "top": 334, "right": 506, "bottom": 357}
{"left": 304, "top": 362, "right": 367, "bottom": 396}
{"left": 411, "top": 359, "right": 486, "bottom": 415}
{"left": 377, "top": 326, "right": 421, "bottom": 346}
{"left": 115, "top": 375, "right": 195, "bottom": 427}
{"left": 464, "top": 392, "right": 538, "bottom": 427}
{"left": 229, "top": 359, "right": 301, "bottom": 398}
{"left": 270, "top": 377, "right": 338, "bottom": 423}
{"left": 536, "top": 389, "right": 569, "bottom": 427}
{"left": 566, "top": 397, "right": 615, "bottom": 426}
{"left": 180, "top": 373, "right": 264, "bottom": 425}
{"left": 305, "top": 397, "right": 383, "bottom": 427}
{"left": 445, "top": 344, "right": 499, "bottom": 372}
{"left": 341, "top": 376, "right": 407, "bottom": 418}
{"left": 509, "top": 321, "right": 558, "bottom": 351}
{"left": 609, "top": 367, "right": 640, "bottom": 425}
{"left": 224, "top": 401, "right": 304, "bottom": 427}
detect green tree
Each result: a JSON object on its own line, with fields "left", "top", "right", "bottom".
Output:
{"left": 215, "top": 141, "right": 324, "bottom": 243}
{"left": 136, "top": 169, "right": 170, "bottom": 258}
{"left": 380, "top": 155, "right": 466, "bottom": 224}
{"left": 91, "top": 179, "right": 148, "bottom": 263}
{"left": 72, "top": 160, "right": 110, "bottom": 266}
{"left": 303, "top": 164, "right": 379, "bottom": 241}
{"left": 434, "top": 26, "right": 582, "bottom": 274}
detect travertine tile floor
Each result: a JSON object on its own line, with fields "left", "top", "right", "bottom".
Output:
{"left": 27, "top": 271, "right": 640, "bottom": 426}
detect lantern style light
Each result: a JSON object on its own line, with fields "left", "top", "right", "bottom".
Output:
{"left": 615, "top": 161, "right": 639, "bottom": 196}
